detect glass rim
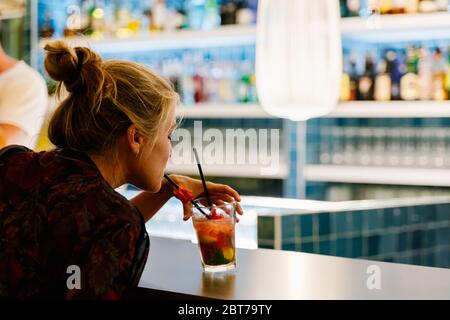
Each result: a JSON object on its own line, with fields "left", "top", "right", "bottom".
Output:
{"left": 192, "top": 197, "right": 237, "bottom": 210}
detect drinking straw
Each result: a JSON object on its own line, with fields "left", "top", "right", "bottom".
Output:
{"left": 164, "top": 174, "right": 210, "bottom": 218}
{"left": 193, "top": 148, "right": 213, "bottom": 207}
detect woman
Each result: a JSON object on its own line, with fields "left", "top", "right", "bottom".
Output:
{"left": 0, "top": 41, "right": 242, "bottom": 299}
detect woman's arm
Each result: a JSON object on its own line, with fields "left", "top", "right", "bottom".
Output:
{"left": 0, "top": 124, "right": 27, "bottom": 148}
{"left": 130, "top": 179, "right": 174, "bottom": 222}
{"left": 130, "top": 175, "right": 243, "bottom": 223}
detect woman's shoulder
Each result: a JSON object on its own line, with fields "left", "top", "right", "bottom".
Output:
{"left": 0, "top": 144, "right": 32, "bottom": 160}
{"left": 80, "top": 184, "right": 142, "bottom": 225}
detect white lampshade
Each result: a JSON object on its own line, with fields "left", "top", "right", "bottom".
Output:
{"left": 256, "top": 0, "right": 342, "bottom": 121}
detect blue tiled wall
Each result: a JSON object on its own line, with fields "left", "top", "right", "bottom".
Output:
{"left": 258, "top": 203, "right": 450, "bottom": 269}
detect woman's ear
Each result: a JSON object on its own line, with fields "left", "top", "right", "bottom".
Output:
{"left": 126, "top": 124, "right": 144, "bottom": 156}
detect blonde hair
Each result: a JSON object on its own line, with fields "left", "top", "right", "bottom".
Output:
{"left": 44, "top": 40, "right": 178, "bottom": 154}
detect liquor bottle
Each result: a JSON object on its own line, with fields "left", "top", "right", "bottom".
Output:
{"left": 349, "top": 55, "right": 359, "bottom": 101}
{"left": 418, "top": 0, "right": 438, "bottom": 12}
{"left": 391, "top": 0, "right": 407, "bottom": 13}
{"left": 389, "top": 50, "right": 404, "bottom": 100}
{"left": 91, "top": 0, "right": 107, "bottom": 37}
{"left": 176, "top": 8, "right": 189, "bottom": 29}
{"left": 128, "top": 7, "right": 142, "bottom": 34}
{"left": 446, "top": 47, "right": 450, "bottom": 99}
{"left": 203, "top": 0, "right": 221, "bottom": 30}
{"left": 182, "top": 58, "right": 195, "bottom": 105}
{"left": 187, "top": 0, "right": 206, "bottom": 30}
{"left": 379, "top": 0, "right": 393, "bottom": 14}
{"left": 431, "top": 47, "right": 448, "bottom": 100}
{"left": 39, "top": 10, "right": 55, "bottom": 38}
{"left": 236, "top": 0, "right": 255, "bottom": 25}
{"left": 346, "top": 0, "right": 361, "bottom": 16}
{"left": 358, "top": 54, "right": 375, "bottom": 100}
{"left": 340, "top": 55, "right": 351, "bottom": 101}
{"left": 340, "top": 72, "right": 351, "bottom": 101}
{"left": 418, "top": 47, "right": 432, "bottom": 100}
{"left": 248, "top": 73, "right": 258, "bottom": 102}
{"left": 64, "top": 2, "right": 82, "bottom": 37}
{"left": 219, "top": 60, "right": 236, "bottom": 103}
{"left": 340, "top": 0, "right": 349, "bottom": 17}
{"left": 194, "top": 73, "right": 206, "bottom": 103}
{"left": 151, "top": 0, "right": 166, "bottom": 31}
{"left": 374, "top": 56, "right": 392, "bottom": 101}
{"left": 435, "top": 0, "right": 449, "bottom": 11}
{"left": 400, "top": 47, "right": 420, "bottom": 100}
{"left": 238, "top": 61, "right": 253, "bottom": 103}
{"left": 405, "top": 0, "right": 419, "bottom": 13}
{"left": 115, "top": 1, "right": 132, "bottom": 37}
{"left": 247, "top": 0, "right": 258, "bottom": 20}
{"left": 221, "top": 0, "right": 238, "bottom": 25}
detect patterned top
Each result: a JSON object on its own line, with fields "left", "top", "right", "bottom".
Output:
{"left": 0, "top": 145, "right": 149, "bottom": 299}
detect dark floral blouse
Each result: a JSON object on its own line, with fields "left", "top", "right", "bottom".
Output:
{"left": 0, "top": 145, "right": 149, "bottom": 299}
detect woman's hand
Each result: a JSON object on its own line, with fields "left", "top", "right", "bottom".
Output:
{"left": 167, "top": 174, "right": 244, "bottom": 221}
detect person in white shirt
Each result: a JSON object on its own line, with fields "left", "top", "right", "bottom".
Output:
{"left": 0, "top": 43, "right": 48, "bottom": 149}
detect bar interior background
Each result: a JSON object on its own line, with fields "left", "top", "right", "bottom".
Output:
{"left": 1, "top": 0, "right": 449, "bottom": 269}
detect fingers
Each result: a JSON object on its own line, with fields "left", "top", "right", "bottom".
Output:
{"left": 207, "top": 183, "right": 241, "bottom": 202}
{"left": 195, "top": 194, "right": 235, "bottom": 206}
{"left": 183, "top": 203, "right": 192, "bottom": 221}
{"left": 235, "top": 202, "right": 244, "bottom": 215}
{"left": 212, "top": 194, "right": 235, "bottom": 203}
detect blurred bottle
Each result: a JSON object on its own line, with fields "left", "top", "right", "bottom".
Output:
{"left": 340, "top": 0, "right": 350, "bottom": 16}
{"left": 349, "top": 54, "right": 359, "bottom": 100}
{"left": 346, "top": 0, "right": 361, "bottom": 16}
{"left": 435, "top": 0, "right": 449, "bottom": 11}
{"left": 391, "top": 0, "right": 407, "bottom": 13}
{"left": 238, "top": 60, "right": 253, "bottom": 103}
{"left": 246, "top": 0, "right": 259, "bottom": 21}
{"left": 379, "top": 0, "right": 393, "bottom": 14}
{"left": 40, "top": 10, "right": 55, "bottom": 38}
{"left": 182, "top": 53, "right": 196, "bottom": 106}
{"left": 343, "top": 127, "right": 356, "bottom": 165}
{"left": 374, "top": 53, "right": 392, "bottom": 101}
{"left": 64, "top": 2, "right": 82, "bottom": 37}
{"left": 320, "top": 127, "right": 332, "bottom": 164}
{"left": 446, "top": 47, "right": 450, "bottom": 98}
{"left": 115, "top": 1, "right": 132, "bottom": 37}
{"left": 193, "top": 71, "right": 206, "bottom": 103}
{"left": 90, "top": 0, "right": 107, "bottom": 37}
{"left": 387, "top": 50, "right": 402, "bottom": 100}
{"left": 151, "top": 0, "right": 166, "bottom": 31}
{"left": 400, "top": 46, "right": 420, "bottom": 100}
{"left": 358, "top": 53, "right": 375, "bottom": 100}
{"left": 431, "top": 47, "right": 448, "bottom": 100}
{"left": 221, "top": 0, "right": 238, "bottom": 25}
{"left": 220, "top": 61, "right": 237, "bottom": 103}
{"left": 418, "top": 0, "right": 438, "bottom": 12}
{"left": 418, "top": 47, "right": 433, "bottom": 100}
{"left": 203, "top": 0, "right": 221, "bottom": 30}
{"left": 188, "top": 0, "right": 206, "bottom": 30}
{"left": 331, "top": 127, "right": 345, "bottom": 165}
{"left": 128, "top": 7, "right": 143, "bottom": 34}
{"left": 405, "top": 0, "right": 419, "bottom": 13}
{"left": 372, "top": 128, "right": 386, "bottom": 166}
{"left": 340, "top": 70, "right": 351, "bottom": 101}
{"left": 236, "top": 0, "right": 255, "bottom": 25}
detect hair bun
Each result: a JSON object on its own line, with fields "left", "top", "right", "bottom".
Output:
{"left": 44, "top": 40, "right": 102, "bottom": 93}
